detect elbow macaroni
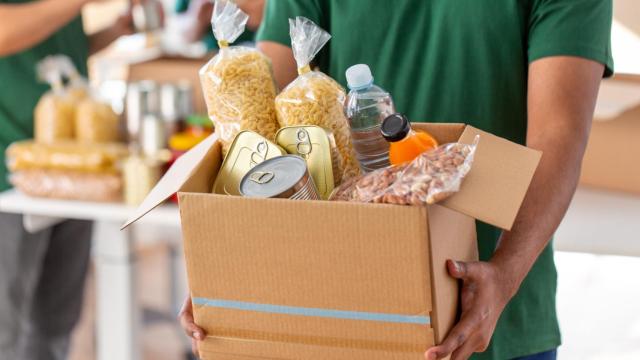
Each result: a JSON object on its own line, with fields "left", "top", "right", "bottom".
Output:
{"left": 200, "top": 47, "right": 279, "bottom": 154}
{"left": 275, "top": 71, "right": 361, "bottom": 182}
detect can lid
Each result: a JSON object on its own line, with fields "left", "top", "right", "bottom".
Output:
{"left": 381, "top": 113, "right": 411, "bottom": 142}
{"left": 240, "top": 155, "right": 308, "bottom": 198}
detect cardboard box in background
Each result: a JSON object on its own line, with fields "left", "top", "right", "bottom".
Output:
{"left": 581, "top": 75, "right": 640, "bottom": 194}
{"left": 127, "top": 56, "right": 209, "bottom": 115}
{"left": 123, "top": 124, "right": 540, "bottom": 359}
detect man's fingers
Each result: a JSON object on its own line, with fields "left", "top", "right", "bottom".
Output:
{"left": 450, "top": 335, "right": 481, "bottom": 360}
{"left": 178, "top": 297, "right": 205, "bottom": 340}
{"left": 424, "top": 305, "right": 485, "bottom": 359}
{"left": 447, "top": 260, "right": 483, "bottom": 281}
{"left": 191, "top": 338, "right": 199, "bottom": 358}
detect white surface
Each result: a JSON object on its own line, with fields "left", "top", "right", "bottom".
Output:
{"left": 555, "top": 187, "right": 640, "bottom": 257}
{"left": 0, "top": 189, "right": 180, "bottom": 227}
{"left": 556, "top": 251, "right": 640, "bottom": 359}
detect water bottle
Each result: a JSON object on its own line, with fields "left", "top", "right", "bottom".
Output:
{"left": 345, "top": 64, "right": 396, "bottom": 172}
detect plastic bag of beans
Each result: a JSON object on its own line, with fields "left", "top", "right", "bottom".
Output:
{"left": 330, "top": 137, "right": 479, "bottom": 205}
{"left": 199, "top": 0, "right": 279, "bottom": 154}
{"left": 275, "top": 17, "right": 361, "bottom": 183}
{"left": 11, "top": 170, "right": 123, "bottom": 203}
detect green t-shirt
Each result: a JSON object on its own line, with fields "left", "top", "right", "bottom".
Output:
{"left": 0, "top": 5, "right": 89, "bottom": 191}
{"left": 257, "top": 1, "right": 613, "bottom": 359}
{"left": 175, "top": 0, "right": 255, "bottom": 50}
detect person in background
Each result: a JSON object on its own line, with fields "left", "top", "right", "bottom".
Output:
{"left": 0, "top": 1, "right": 133, "bottom": 359}
{"left": 175, "top": 0, "right": 264, "bottom": 50}
{"left": 180, "top": 1, "right": 613, "bottom": 360}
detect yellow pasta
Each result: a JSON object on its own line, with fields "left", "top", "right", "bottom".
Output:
{"left": 75, "top": 98, "right": 121, "bottom": 143}
{"left": 275, "top": 71, "right": 361, "bottom": 182}
{"left": 34, "top": 91, "right": 75, "bottom": 143}
{"left": 200, "top": 47, "right": 279, "bottom": 154}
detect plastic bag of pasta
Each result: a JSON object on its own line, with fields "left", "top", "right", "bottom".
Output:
{"left": 34, "top": 57, "right": 75, "bottom": 143}
{"left": 199, "top": 0, "right": 279, "bottom": 154}
{"left": 11, "top": 170, "right": 123, "bottom": 203}
{"left": 58, "top": 54, "right": 89, "bottom": 102}
{"left": 75, "top": 97, "right": 121, "bottom": 143}
{"left": 275, "top": 17, "right": 360, "bottom": 183}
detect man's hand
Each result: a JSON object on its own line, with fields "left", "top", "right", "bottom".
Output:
{"left": 424, "top": 260, "right": 515, "bottom": 360}
{"left": 178, "top": 295, "right": 206, "bottom": 357}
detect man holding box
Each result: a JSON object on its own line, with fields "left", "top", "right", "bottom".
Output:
{"left": 0, "top": 1, "right": 132, "bottom": 359}
{"left": 180, "top": 0, "right": 613, "bottom": 359}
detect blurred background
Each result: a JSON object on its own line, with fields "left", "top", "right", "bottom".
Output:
{"left": 0, "top": 0, "right": 638, "bottom": 359}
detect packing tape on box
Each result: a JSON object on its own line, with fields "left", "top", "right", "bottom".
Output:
{"left": 193, "top": 298, "right": 430, "bottom": 325}
{"left": 202, "top": 327, "right": 429, "bottom": 353}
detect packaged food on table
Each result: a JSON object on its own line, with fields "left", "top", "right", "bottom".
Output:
{"left": 275, "top": 17, "right": 360, "bottom": 183}
{"left": 330, "top": 136, "right": 479, "bottom": 205}
{"left": 275, "top": 125, "right": 338, "bottom": 200}
{"left": 240, "top": 155, "right": 320, "bottom": 200}
{"left": 6, "top": 140, "right": 128, "bottom": 174}
{"left": 382, "top": 113, "right": 439, "bottom": 165}
{"left": 10, "top": 170, "right": 123, "bottom": 203}
{"left": 75, "top": 98, "right": 120, "bottom": 143}
{"left": 58, "top": 55, "right": 89, "bottom": 102}
{"left": 123, "top": 152, "right": 162, "bottom": 206}
{"left": 212, "top": 131, "right": 285, "bottom": 196}
{"left": 199, "top": 0, "right": 279, "bottom": 154}
{"left": 34, "top": 56, "right": 75, "bottom": 143}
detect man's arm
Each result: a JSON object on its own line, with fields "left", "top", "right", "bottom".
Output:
{"left": 425, "top": 56, "right": 604, "bottom": 360}
{"left": 0, "top": 0, "right": 87, "bottom": 57}
{"left": 88, "top": 11, "right": 133, "bottom": 55}
{"left": 257, "top": 41, "right": 299, "bottom": 90}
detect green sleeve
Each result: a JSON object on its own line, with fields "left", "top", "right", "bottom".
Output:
{"left": 256, "top": 0, "right": 324, "bottom": 47}
{"left": 175, "top": 0, "right": 189, "bottom": 13}
{"left": 528, "top": 0, "right": 614, "bottom": 77}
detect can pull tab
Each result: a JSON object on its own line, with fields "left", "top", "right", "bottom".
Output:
{"left": 249, "top": 171, "right": 275, "bottom": 184}
{"left": 295, "top": 129, "right": 312, "bottom": 157}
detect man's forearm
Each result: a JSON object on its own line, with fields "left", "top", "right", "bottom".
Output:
{"left": 0, "top": 0, "right": 87, "bottom": 57}
{"left": 490, "top": 57, "right": 604, "bottom": 298}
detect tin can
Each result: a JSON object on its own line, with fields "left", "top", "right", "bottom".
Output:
{"left": 212, "top": 131, "right": 286, "bottom": 195}
{"left": 239, "top": 155, "right": 320, "bottom": 200}
{"left": 275, "top": 125, "right": 337, "bottom": 200}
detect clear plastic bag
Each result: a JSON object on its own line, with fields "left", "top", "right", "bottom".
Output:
{"left": 75, "top": 98, "right": 120, "bottom": 143}
{"left": 11, "top": 170, "right": 122, "bottom": 202}
{"left": 6, "top": 140, "right": 128, "bottom": 174}
{"left": 34, "top": 56, "right": 75, "bottom": 143}
{"left": 330, "top": 136, "right": 479, "bottom": 205}
{"left": 275, "top": 17, "right": 360, "bottom": 183}
{"left": 199, "top": 0, "right": 279, "bottom": 154}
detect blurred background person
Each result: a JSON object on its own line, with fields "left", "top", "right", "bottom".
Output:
{"left": 174, "top": 0, "right": 264, "bottom": 50}
{"left": 0, "top": 1, "right": 133, "bottom": 359}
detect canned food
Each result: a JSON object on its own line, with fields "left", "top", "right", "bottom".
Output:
{"left": 275, "top": 125, "right": 337, "bottom": 199}
{"left": 212, "top": 131, "right": 285, "bottom": 195}
{"left": 239, "top": 155, "right": 320, "bottom": 200}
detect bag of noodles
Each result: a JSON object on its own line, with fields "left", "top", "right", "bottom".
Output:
{"left": 34, "top": 56, "right": 75, "bottom": 143}
{"left": 275, "top": 17, "right": 361, "bottom": 183}
{"left": 199, "top": 0, "right": 279, "bottom": 154}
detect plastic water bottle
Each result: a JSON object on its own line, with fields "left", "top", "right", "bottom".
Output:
{"left": 345, "top": 64, "right": 396, "bottom": 172}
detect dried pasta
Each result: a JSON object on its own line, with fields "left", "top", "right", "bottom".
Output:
{"left": 200, "top": 0, "right": 279, "bottom": 154}
{"left": 34, "top": 92, "right": 75, "bottom": 143}
{"left": 274, "top": 17, "right": 361, "bottom": 182}
{"left": 75, "top": 98, "right": 121, "bottom": 143}
{"left": 200, "top": 48, "right": 278, "bottom": 154}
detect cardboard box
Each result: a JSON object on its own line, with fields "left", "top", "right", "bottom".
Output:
{"left": 581, "top": 75, "right": 640, "bottom": 194}
{"left": 124, "top": 124, "right": 540, "bottom": 359}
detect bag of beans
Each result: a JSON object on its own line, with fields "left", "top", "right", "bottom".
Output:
{"left": 275, "top": 17, "right": 360, "bottom": 183}
{"left": 330, "top": 136, "right": 479, "bottom": 205}
{"left": 200, "top": 0, "right": 279, "bottom": 154}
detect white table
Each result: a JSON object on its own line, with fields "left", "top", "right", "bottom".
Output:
{"left": 0, "top": 189, "right": 180, "bottom": 360}
{"left": 1, "top": 186, "right": 638, "bottom": 359}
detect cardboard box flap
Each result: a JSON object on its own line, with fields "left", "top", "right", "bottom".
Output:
{"left": 121, "top": 132, "right": 219, "bottom": 229}
{"left": 441, "top": 126, "right": 541, "bottom": 230}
